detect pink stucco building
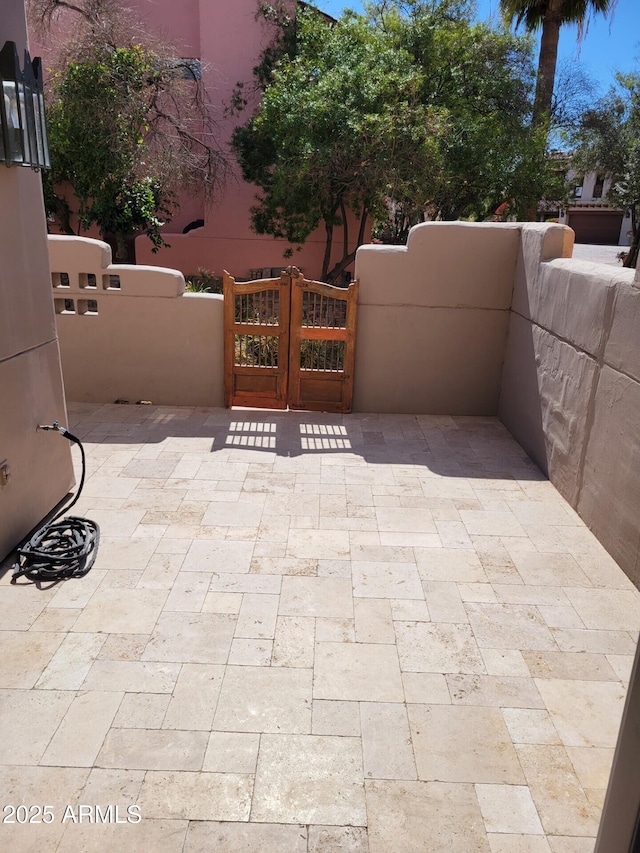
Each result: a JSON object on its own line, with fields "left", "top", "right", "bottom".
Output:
{"left": 38, "top": 0, "right": 362, "bottom": 281}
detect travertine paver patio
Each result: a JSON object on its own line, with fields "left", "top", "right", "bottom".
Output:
{"left": 1, "top": 402, "right": 639, "bottom": 852}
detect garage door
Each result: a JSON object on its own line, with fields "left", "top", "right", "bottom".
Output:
{"left": 568, "top": 211, "right": 624, "bottom": 245}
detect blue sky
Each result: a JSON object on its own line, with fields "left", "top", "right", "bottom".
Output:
{"left": 315, "top": 0, "right": 640, "bottom": 97}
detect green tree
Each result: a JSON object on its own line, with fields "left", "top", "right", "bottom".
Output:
{"left": 570, "top": 73, "right": 640, "bottom": 267}
{"left": 233, "top": 1, "right": 537, "bottom": 281}
{"left": 32, "top": 0, "right": 226, "bottom": 260}
{"left": 368, "top": 1, "right": 540, "bottom": 220}
{"left": 499, "top": 0, "right": 616, "bottom": 129}
{"left": 46, "top": 45, "right": 169, "bottom": 259}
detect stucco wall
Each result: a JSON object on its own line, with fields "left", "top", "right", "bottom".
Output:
{"left": 52, "top": 223, "right": 558, "bottom": 420}
{"left": 353, "top": 222, "right": 520, "bottom": 414}
{"left": 53, "top": 223, "right": 522, "bottom": 417}
{"left": 49, "top": 237, "right": 225, "bottom": 407}
{"left": 500, "top": 223, "right": 640, "bottom": 584}
{"left": 0, "top": 1, "right": 74, "bottom": 563}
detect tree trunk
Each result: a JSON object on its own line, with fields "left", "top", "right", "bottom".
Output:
{"left": 104, "top": 232, "right": 136, "bottom": 263}
{"left": 115, "top": 233, "right": 129, "bottom": 263}
{"left": 340, "top": 199, "right": 349, "bottom": 266}
{"left": 326, "top": 209, "right": 368, "bottom": 285}
{"left": 54, "top": 196, "right": 75, "bottom": 235}
{"left": 321, "top": 220, "right": 334, "bottom": 281}
{"left": 533, "top": 4, "right": 562, "bottom": 129}
{"left": 623, "top": 211, "right": 639, "bottom": 269}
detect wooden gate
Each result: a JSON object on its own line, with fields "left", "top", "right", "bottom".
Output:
{"left": 223, "top": 270, "right": 290, "bottom": 410}
{"left": 224, "top": 267, "right": 358, "bottom": 413}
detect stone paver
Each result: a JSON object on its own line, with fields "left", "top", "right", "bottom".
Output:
{"left": 1, "top": 403, "right": 638, "bottom": 851}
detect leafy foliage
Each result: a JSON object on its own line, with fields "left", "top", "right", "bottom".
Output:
{"left": 233, "top": 0, "right": 540, "bottom": 282}
{"left": 570, "top": 73, "right": 640, "bottom": 267}
{"left": 184, "top": 268, "right": 223, "bottom": 293}
{"left": 33, "top": 0, "right": 226, "bottom": 259}
{"left": 500, "top": 0, "right": 616, "bottom": 128}
{"left": 47, "top": 46, "right": 169, "bottom": 255}
{"left": 373, "top": 5, "right": 538, "bottom": 222}
{"left": 499, "top": 0, "right": 615, "bottom": 32}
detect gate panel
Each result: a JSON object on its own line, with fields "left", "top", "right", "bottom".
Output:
{"left": 223, "top": 270, "right": 290, "bottom": 409}
{"left": 288, "top": 268, "right": 359, "bottom": 413}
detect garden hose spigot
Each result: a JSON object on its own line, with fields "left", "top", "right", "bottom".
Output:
{"left": 38, "top": 421, "right": 80, "bottom": 444}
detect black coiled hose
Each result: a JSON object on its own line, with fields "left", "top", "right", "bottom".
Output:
{"left": 12, "top": 424, "right": 100, "bottom": 583}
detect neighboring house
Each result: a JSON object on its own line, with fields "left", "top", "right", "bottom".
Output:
{"left": 541, "top": 166, "right": 632, "bottom": 246}
{"left": 35, "top": 0, "right": 360, "bottom": 282}
{"left": 560, "top": 171, "right": 632, "bottom": 246}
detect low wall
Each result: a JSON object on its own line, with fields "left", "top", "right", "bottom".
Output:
{"left": 53, "top": 224, "right": 523, "bottom": 417}
{"left": 353, "top": 222, "right": 521, "bottom": 414}
{"left": 48, "top": 236, "right": 225, "bottom": 407}
{"left": 500, "top": 224, "right": 640, "bottom": 584}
